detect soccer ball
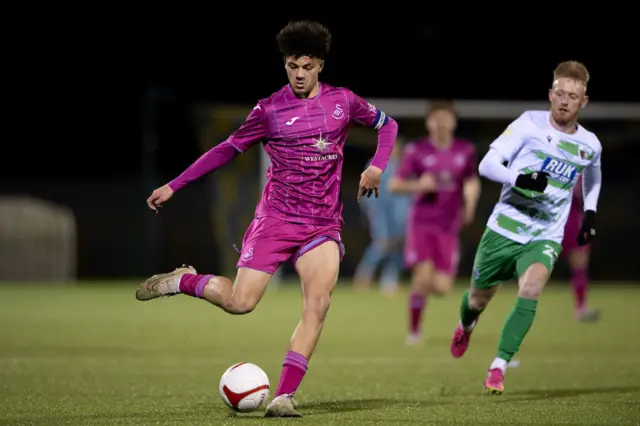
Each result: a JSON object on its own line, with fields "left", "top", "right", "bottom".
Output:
{"left": 219, "top": 362, "right": 270, "bottom": 412}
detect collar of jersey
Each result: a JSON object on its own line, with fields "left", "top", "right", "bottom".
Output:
{"left": 286, "top": 83, "right": 324, "bottom": 103}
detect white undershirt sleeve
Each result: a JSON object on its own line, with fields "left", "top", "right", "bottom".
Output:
{"left": 478, "top": 148, "right": 521, "bottom": 186}
{"left": 480, "top": 113, "right": 528, "bottom": 187}
{"left": 582, "top": 162, "right": 602, "bottom": 212}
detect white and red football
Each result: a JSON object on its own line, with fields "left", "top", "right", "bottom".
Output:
{"left": 219, "top": 362, "right": 270, "bottom": 412}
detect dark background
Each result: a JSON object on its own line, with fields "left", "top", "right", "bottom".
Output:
{"left": 2, "top": 18, "right": 638, "bottom": 281}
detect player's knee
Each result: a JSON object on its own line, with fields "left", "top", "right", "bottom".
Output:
{"left": 411, "top": 264, "right": 433, "bottom": 293}
{"left": 468, "top": 288, "right": 494, "bottom": 310}
{"left": 468, "top": 294, "right": 489, "bottom": 310}
{"left": 518, "top": 263, "right": 549, "bottom": 299}
{"left": 569, "top": 251, "right": 588, "bottom": 270}
{"left": 226, "top": 293, "right": 259, "bottom": 315}
{"left": 518, "top": 277, "right": 545, "bottom": 299}
{"left": 518, "top": 280, "right": 544, "bottom": 299}
{"left": 303, "top": 294, "right": 332, "bottom": 321}
{"left": 410, "top": 275, "right": 429, "bottom": 295}
{"left": 228, "top": 299, "right": 257, "bottom": 315}
{"left": 430, "top": 276, "right": 453, "bottom": 296}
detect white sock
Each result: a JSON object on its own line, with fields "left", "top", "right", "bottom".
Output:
{"left": 490, "top": 357, "right": 508, "bottom": 373}
{"left": 461, "top": 320, "right": 476, "bottom": 332}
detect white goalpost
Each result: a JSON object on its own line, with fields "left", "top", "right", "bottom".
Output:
{"left": 363, "top": 99, "right": 640, "bottom": 120}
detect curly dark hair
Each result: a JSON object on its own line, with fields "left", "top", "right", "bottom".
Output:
{"left": 276, "top": 20, "right": 332, "bottom": 59}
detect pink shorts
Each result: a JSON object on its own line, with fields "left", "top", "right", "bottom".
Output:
{"left": 404, "top": 224, "right": 459, "bottom": 276}
{"left": 562, "top": 207, "right": 590, "bottom": 255}
{"left": 236, "top": 216, "right": 345, "bottom": 275}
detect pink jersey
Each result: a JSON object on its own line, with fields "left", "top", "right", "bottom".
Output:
{"left": 228, "top": 83, "right": 393, "bottom": 226}
{"left": 396, "top": 138, "right": 477, "bottom": 234}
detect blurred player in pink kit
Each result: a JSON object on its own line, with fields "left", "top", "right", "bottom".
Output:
{"left": 563, "top": 175, "right": 599, "bottom": 321}
{"left": 135, "top": 21, "right": 398, "bottom": 417}
{"left": 390, "top": 101, "right": 480, "bottom": 344}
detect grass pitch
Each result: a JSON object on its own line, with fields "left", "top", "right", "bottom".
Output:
{"left": 1, "top": 281, "right": 638, "bottom": 425}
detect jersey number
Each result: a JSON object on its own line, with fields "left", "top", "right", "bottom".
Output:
{"left": 542, "top": 244, "right": 558, "bottom": 263}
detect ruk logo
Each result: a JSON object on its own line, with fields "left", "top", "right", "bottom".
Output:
{"left": 541, "top": 157, "right": 577, "bottom": 184}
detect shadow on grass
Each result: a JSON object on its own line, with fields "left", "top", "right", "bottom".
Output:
{"left": 493, "top": 385, "right": 640, "bottom": 403}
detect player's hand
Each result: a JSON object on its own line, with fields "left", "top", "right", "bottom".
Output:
{"left": 358, "top": 165, "right": 383, "bottom": 202}
{"left": 417, "top": 173, "right": 437, "bottom": 193}
{"left": 515, "top": 171, "right": 549, "bottom": 192}
{"left": 147, "top": 184, "right": 174, "bottom": 213}
{"left": 576, "top": 210, "right": 596, "bottom": 246}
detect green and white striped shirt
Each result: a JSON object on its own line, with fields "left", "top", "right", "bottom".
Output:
{"left": 483, "top": 110, "right": 602, "bottom": 245}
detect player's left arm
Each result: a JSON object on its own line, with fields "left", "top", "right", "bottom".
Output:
{"left": 167, "top": 103, "right": 268, "bottom": 192}
{"left": 462, "top": 145, "right": 481, "bottom": 225}
{"left": 577, "top": 144, "right": 602, "bottom": 245}
{"left": 348, "top": 90, "right": 398, "bottom": 200}
{"left": 146, "top": 102, "right": 269, "bottom": 212}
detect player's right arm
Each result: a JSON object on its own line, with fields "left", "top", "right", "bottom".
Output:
{"left": 388, "top": 144, "right": 435, "bottom": 194}
{"left": 478, "top": 117, "right": 525, "bottom": 186}
{"left": 168, "top": 102, "right": 268, "bottom": 192}
{"left": 478, "top": 113, "right": 548, "bottom": 192}
{"left": 146, "top": 103, "right": 268, "bottom": 212}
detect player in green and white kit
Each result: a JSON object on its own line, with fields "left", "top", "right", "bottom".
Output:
{"left": 449, "top": 61, "right": 603, "bottom": 394}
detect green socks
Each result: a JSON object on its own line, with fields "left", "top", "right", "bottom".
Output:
{"left": 460, "top": 290, "right": 484, "bottom": 328}
{"left": 497, "top": 297, "right": 538, "bottom": 362}
{"left": 459, "top": 292, "right": 539, "bottom": 363}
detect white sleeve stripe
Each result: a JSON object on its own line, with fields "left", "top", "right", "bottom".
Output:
{"left": 374, "top": 111, "right": 387, "bottom": 130}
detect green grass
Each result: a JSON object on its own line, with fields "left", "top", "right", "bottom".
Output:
{"left": 0, "top": 282, "right": 639, "bottom": 425}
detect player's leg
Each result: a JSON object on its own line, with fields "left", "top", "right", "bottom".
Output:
{"left": 379, "top": 201, "right": 408, "bottom": 295}
{"left": 429, "top": 233, "right": 460, "bottom": 296}
{"left": 266, "top": 237, "right": 342, "bottom": 417}
{"left": 404, "top": 225, "right": 438, "bottom": 344}
{"left": 354, "top": 207, "right": 390, "bottom": 290}
{"left": 485, "top": 239, "right": 561, "bottom": 394}
{"left": 407, "top": 261, "right": 435, "bottom": 344}
{"left": 451, "top": 229, "right": 515, "bottom": 358}
{"left": 562, "top": 209, "right": 597, "bottom": 321}
{"left": 379, "top": 237, "right": 402, "bottom": 295}
{"left": 135, "top": 217, "right": 287, "bottom": 314}
{"left": 201, "top": 268, "right": 272, "bottom": 313}
{"left": 136, "top": 266, "right": 272, "bottom": 313}
{"left": 568, "top": 248, "right": 597, "bottom": 321}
